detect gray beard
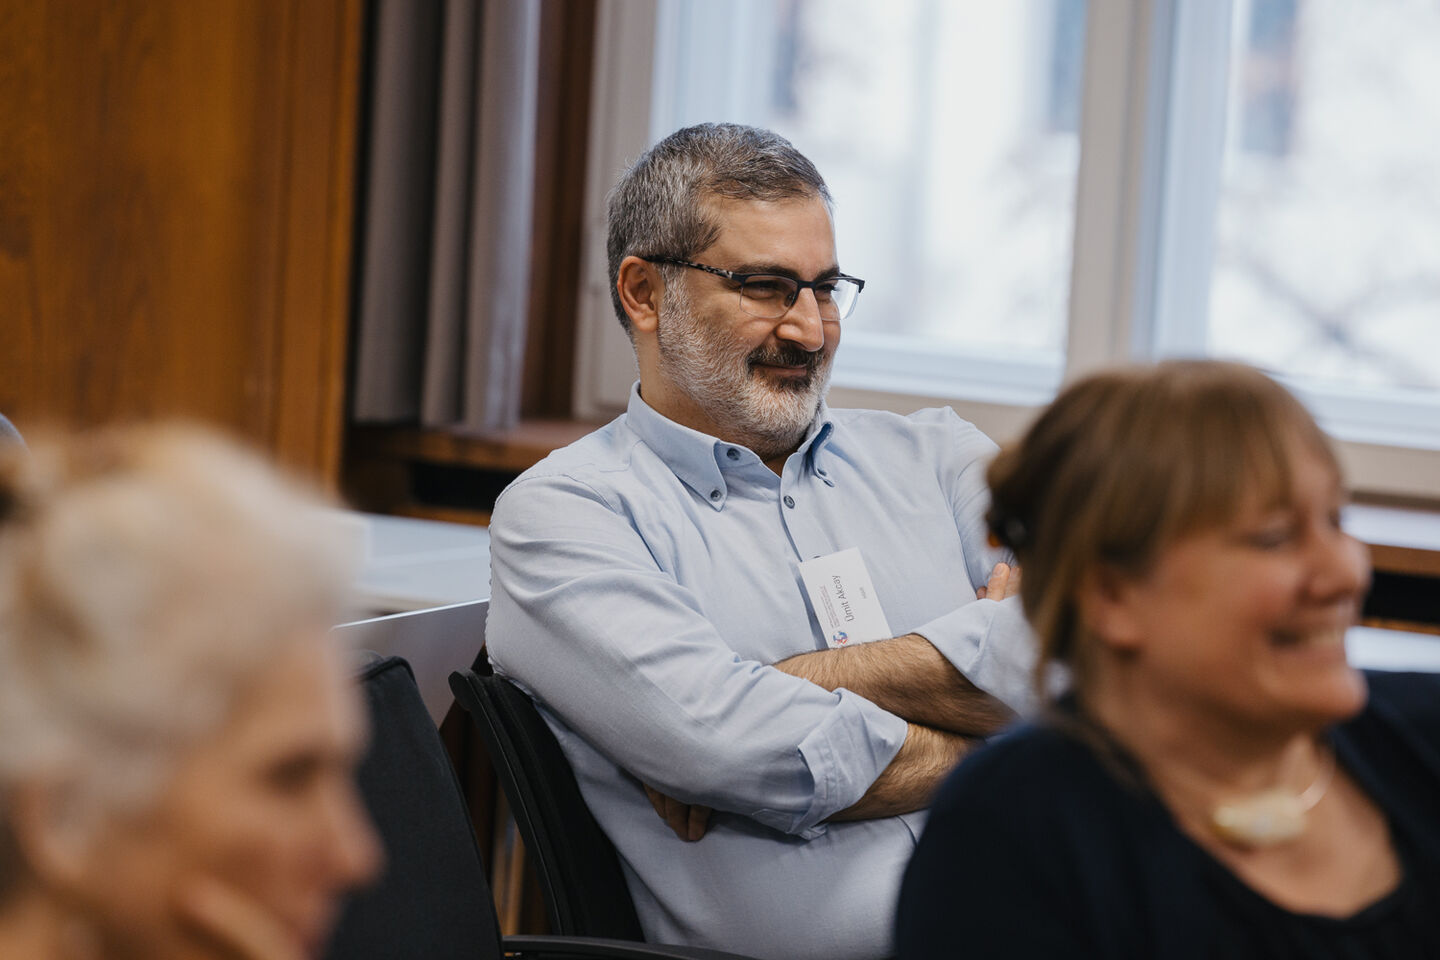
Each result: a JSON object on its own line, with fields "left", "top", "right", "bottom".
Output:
{"left": 655, "top": 285, "right": 831, "bottom": 461}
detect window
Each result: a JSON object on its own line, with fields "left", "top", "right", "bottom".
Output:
{"left": 650, "top": 0, "right": 1086, "bottom": 403}
{"left": 1148, "top": 0, "right": 1440, "bottom": 485}
{"left": 576, "top": 0, "right": 1440, "bottom": 497}
{"left": 1204, "top": 0, "right": 1440, "bottom": 445}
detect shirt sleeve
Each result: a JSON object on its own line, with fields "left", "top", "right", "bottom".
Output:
{"left": 484, "top": 472, "right": 909, "bottom": 839}
{"left": 913, "top": 598, "right": 1038, "bottom": 715}
{"left": 908, "top": 407, "right": 1040, "bottom": 715}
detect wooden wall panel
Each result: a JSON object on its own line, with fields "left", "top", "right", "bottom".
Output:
{"left": 271, "top": 0, "right": 365, "bottom": 479}
{"left": 0, "top": 0, "right": 362, "bottom": 482}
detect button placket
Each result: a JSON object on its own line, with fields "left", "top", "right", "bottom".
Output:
{"left": 779, "top": 477, "right": 830, "bottom": 565}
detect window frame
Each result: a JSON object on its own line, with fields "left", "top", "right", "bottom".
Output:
{"left": 573, "top": 0, "right": 1440, "bottom": 499}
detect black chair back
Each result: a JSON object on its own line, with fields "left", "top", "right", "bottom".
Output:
{"left": 449, "top": 662, "right": 646, "bottom": 941}
{"left": 326, "top": 655, "right": 503, "bottom": 960}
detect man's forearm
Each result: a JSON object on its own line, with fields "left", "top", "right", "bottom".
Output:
{"left": 774, "top": 633, "right": 1013, "bottom": 736}
{"left": 829, "top": 723, "right": 971, "bottom": 821}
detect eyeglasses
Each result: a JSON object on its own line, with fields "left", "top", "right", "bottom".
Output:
{"left": 644, "top": 257, "right": 866, "bottom": 321}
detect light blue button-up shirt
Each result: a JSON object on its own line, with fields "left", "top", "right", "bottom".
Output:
{"left": 486, "top": 384, "right": 1036, "bottom": 960}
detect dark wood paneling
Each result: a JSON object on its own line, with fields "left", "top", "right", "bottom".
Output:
{"left": 0, "top": 0, "right": 361, "bottom": 482}
{"left": 342, "top": 419, "right": 604, "bottom": 519}
{"left": 351, "top": 419, "right": 603, "bottom": 474}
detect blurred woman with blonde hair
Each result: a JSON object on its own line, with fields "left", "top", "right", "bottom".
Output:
{"left": 0, "top": 424, "right": 379, "bottom": 959}
{"left": 897, "top": 361, "right": 1440, "bottom": 957}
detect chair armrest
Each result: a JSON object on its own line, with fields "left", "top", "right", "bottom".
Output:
{"left": 501, "top": 934, "right": 759, "bottom": 960}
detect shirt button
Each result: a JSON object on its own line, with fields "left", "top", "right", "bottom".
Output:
{"left": 710, "top": 489, "right": 721, "bottom": 501}
{"left": 784, "top": 495, "right": 796, "bottom": 508}
{"left": 727, "top": 448, "right": 740, "bottom": 460}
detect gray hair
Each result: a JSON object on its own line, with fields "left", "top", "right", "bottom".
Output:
{"left": 0, "top": 424, "right": 357, "bottom": 898}
{"left": 605, "top": 123, "right": 832, "bottom": 335}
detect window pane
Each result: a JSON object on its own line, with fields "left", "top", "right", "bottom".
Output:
{"left": 1208, "top": 0, "right": 1440, "bottom": 396}
{"left": 656, "top": 0, "right": 1086, "bottom": 395}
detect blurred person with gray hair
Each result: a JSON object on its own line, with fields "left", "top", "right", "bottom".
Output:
{"left": 486, "top": 123, "right": 1036, "bottom": 958}
{"left": 0, "top": 424, "right": 380, "bottom": 959}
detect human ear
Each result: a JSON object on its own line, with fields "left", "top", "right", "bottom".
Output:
{"left": 1076, "top": 565, "right": 1147, "bottom": 653}
{"left": 8, "top": 781, "right": 98, "bottom": 891}
{"left": 617, "top": 256, "right": 662, "bottom": 334}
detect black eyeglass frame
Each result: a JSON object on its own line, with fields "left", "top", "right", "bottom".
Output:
{"left": 643, "top": 256, "right": 866, "bottom": 320}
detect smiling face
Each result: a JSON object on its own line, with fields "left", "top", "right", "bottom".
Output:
{"left": 1096, "top": 445, "right": 1371, "bottom": 741}
{"left": 641, "top": 195, "right": 841, "bottom": 461}
{"left": 71, "top": 633, "right": 381, "bottom": 959}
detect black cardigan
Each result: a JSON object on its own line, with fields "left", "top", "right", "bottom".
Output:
{"left": 896, "top": 671, "right": 1440, "bottom": 959}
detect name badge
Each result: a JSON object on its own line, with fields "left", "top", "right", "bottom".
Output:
{"left": 797, "top": 547, "right": 893, "bottom": 648}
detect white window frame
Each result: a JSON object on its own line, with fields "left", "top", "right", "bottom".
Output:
{"left": 573, "top": 0, "right": 1440, "bottom": 499}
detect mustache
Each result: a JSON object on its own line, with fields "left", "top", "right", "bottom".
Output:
{"left": 746, "top": 344, "right": 821, "bottom": 372}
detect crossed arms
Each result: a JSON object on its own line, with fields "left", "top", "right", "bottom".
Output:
{"left": 485, "top": 429, "right": 1034, "bottom": 845}
{"left": 645, "top": 564, "right": 1021, "bottom": 840}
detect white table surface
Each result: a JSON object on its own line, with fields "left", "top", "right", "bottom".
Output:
{"left": 337, "top": 514, "right": 493, "bottom": 723}
{"left": 352, "top": 513, "right": 492, "bottom": 615}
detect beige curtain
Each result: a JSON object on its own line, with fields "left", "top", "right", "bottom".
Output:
{"left": 352, "top": 0, "right": 542, "bottom": 433}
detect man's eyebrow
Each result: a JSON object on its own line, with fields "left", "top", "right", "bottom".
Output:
{"left": 728, "top": 261, "right": 843, "bottom": 281}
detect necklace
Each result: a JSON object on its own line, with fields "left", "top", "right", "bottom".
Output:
{"left": 1210, "top": 745, "right": 1336, "bottom": 848}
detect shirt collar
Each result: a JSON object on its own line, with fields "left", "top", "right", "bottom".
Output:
{"left": 625, "top": 382, "right": 837, "bottom": 505}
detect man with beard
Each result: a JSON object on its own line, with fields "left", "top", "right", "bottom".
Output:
{"left": 485, "top": 124, "right": 1035, "bottom": 960}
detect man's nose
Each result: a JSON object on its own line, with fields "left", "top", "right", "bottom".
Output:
{"left": 776, "top": 288, "right": 826, "bottom": 352}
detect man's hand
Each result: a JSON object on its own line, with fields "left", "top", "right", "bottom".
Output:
{"left": 975, "top": 561, "right": 1021, "bottom": 601}
{"left": 643, "top": 783, "right": 712, "bottom": 842}
{"left": 174, "top": 875, "right": 308, "bottom": 960}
